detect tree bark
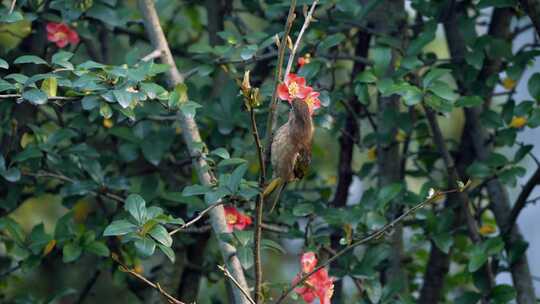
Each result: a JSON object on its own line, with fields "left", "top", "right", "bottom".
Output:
{"left": 444, "top": 6, "right": 536, "bottom": 304}
{"left": 519, "top": 0, "right": 540, "bottom": 37}
{"left": 137, "top": 1, "right": 250, "bottom": 303}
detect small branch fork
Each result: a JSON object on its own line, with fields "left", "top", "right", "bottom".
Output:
{"left": 274, "top": 188, "right": 463, "bottom": 304}
{"left": 283, "top": 1, "right": 319, "bottom": 78}
{"left": 218, "top": 265, "right": 256, "bottom": 304}
{"left": 111, "top": 254, "right": 185, "bottom": 304}
{"left": 168, "top": 201, "right": 224, "bottom": 236}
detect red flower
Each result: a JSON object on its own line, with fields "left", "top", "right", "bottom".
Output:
{"left": 297, "top": 54, "right": 311, "bottom": 67}
{"left": 304, "top": 89, "right": 321, "bottom": 115}
{"left": 293, "top": 253, "right": 334, "bottom": 304}
{"left": 224, "top": 206, "right": 252, "bottom": 232}
{"left": 46, "top": 22, "right": 80, "bottom": 48}
{"left": 277, "top": 73, "right": 311, "bottom": 102}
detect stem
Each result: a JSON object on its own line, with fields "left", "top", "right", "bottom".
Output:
{"left": 283, "top": 1, "right": 319, "bottom": 78}
{"left": 263, "top": 0, "right": 296, "bottom": 170}
{"left": 136, "top": 1, "right": 250, "bottom": 303}
{"left": 275, "top": 189, "right": 460, "bottom": 304}
{"left": 249, "top": 105, "right": 266, "bottom": 303}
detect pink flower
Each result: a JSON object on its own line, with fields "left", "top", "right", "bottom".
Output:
{"left": 224, "top": 206, "right": 252, "bottom": 232}
{"left": 293, "top": 252, "right": 334, "bottom": 304}
{"left": 277, "top": 73, "right": 311, "bottom": 102}
{"left": 46, "top": 22, "right": 80, "bottom": 48}
{"left": 304, "top": 90, "right": 321, "bottom": 115}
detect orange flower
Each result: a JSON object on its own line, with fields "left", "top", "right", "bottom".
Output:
{"left": 277, "top": 73, "right": 311, "bottom": 102}
{"left": 46, "top": 22, "right": 79, "bottom": 48}
{"left": 298, "top": 54, "right": 311, "bottom": 67}
{"left": 224, "top": 206, "right": 252, "bottom": 232}
{"left": 293, "top": 252, "right": 334, "bottom": 304}
{"left": 509, "top": 116, "right": 527, "bottom": 129}
{"left": 304, "top": 89, "right": 321, "bottom": 115}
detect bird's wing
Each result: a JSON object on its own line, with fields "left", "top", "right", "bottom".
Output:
{"left": 293, "top": 147, "right": 311, "bottom": 179}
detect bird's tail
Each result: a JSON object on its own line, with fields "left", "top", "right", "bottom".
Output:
{"left": 269, "top": 181, "right": 288, "bottom": 214}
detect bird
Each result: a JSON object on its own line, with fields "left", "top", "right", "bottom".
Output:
{"left": 266, "top": 98, "right": 314, "bottom": 211}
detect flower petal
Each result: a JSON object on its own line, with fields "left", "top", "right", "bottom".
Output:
{"left": 277, "top": 83, "right": 290, "bottom": 101}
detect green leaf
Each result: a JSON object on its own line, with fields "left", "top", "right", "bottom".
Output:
{"left": 134, "top": 237, "right": 156, "bottom": 257}
{"left": 158, "top": 244, "right": 175, "bottom": 263}
{"left": 317, "top": 33, "right": 345, "bottom": 52}
{"left": 377, "top": 183, "right": 402, "bottom": 209}
{"left": 0, "top": 217, "right": 25, "bottom": 244}
{"left": 2, "top": 167, "right": 21, "bottom": 182}
{"left": 514, "top": 144, "right": 533, "bottom": 162}
{"left": 467, "top": 162, "right": 492, "bottom": 178}
{"left": 0, "top": 58, "right": 8, "bottom": 69}
{"left": 63, "top": 243, "right": 82, "bottom": 263}
{"left": 455, "top": 291, "right": 482, "bottom": 304}
{"left": 292, "top": 203, "right": 314, "bottom": 217}
{"left": 422, "top": 68, "right": 451, "bottom": 88}
{"left": 0, "top": 11, "right": 23, "bottom": 23}
{"left": 468, "top": 245, "right": 488, "bottom": 272}
{"left": 113, "top": 89, "right": 133, "bottom": 108}
{"left": 99, "top": 102, "right": 113, "bottom": 119}
{"left": 211, "top": 148, "right": 230, "bottom": 159}
{"left": 407, "top": 21, "right": 436, "bottom": 56}
{"left": 456, "top": 96, "right": 483, "bottom": 107}
{"left": 125, "top": 194, "right": 147, "bottom": 224}
{"left": 237, "top": 246, "right": 253, "bottom": 269}
{"left": 41, "top": 77, "right": 58, "bottom": 97}
{"left": 490, "top": 284, "right": 516, "bottom": 304}
{"left": 427, "top": 81, "right": 458, "bottom": 101}
{"left": 356, "top": 69, "right": 377, "bottom": 83}
{"left": 148, "top": 224, "right": 172, "bottom": 247}
{"left": 261, "top": 239, "right": 285, "bottom": 254}
{"left": 432, "top": 233, "right": 453, "bottom": 254}
{"left": 527, "top": 73, "right": 540, "bottom": 101}
{"left": 372, "top": 47, "right": 392, "bottom": 77}
{"left": 103, "top": 220, "right": 138, "bottom": 236}
{"left": 227, "top": 163, "right": 248, "bottom": 193}
{"left": 28, "top": 224, "right": 52, "bottom": 255}
{"left": 478, "top": 0, "right": 516, "bottom": 8}
{"left": 484, "top": 237, "right": 504, "bottom": 255}
{"left": 182, "top": 184, "right": 210, "bottom": 196}
{"left": 365, "top": 279, "right": 382, "bottom": 304}
{"left": 528, "top": 108, "right": 540, "bottom": 128}
{"left": 180, "top": 101, "right": 202, "bottom": 118}
{"left": 240, "top": 45, "right": 258, "bottom": 60}
{"left": 14, "top": 55, "right": 48, "bottom": 65}
{"left": 22, "top": 89, "right": 48, "bottom": 105}
{"left": 85, "top": 241, "right": 110, "bottom": 257}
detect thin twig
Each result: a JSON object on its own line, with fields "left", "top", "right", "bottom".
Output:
{"left": 142, "top": 48, "right": 164, "bottom": 62}
{"left": 23, "top": 171, "right": 124, "bottom": 202}
{"left": 218, "top": 265, "right": 256, "bottom": 304}
{"left": 169, "top": 201, "right": 225, "bottom": 236}
{"left": 250, "top": 106, "right": 266, "bottom": 303}
{"left": 0, "top": 94, "right": 80, "bottom": 101}
{"left": 506, "top": 165, "right": 540, "bottom": 233}
{"left": 9, "top": 0, "right": 16, "bottom": 14}
{"left": 263, "top": 0, "right": 297, "bottom": 170}
{"left": 75, "top": 270, "right": 101, "bottom": 304}
{"left": 112, "top": 254, "right": 185, "bottom": 304}
{"left": 274, "top": 188, "right": 461, "bottom": 304}
{"left": 283, "top": 1, "right": 319, "bottom": 78}
{"left": 0, "top": 264, "right": 20, "bottom": 278}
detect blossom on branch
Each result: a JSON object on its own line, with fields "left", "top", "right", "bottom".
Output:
{"left": 293, "top": 252, "right": 334, "bottom": 304}
{"left": 304, "top": 89, "right": 321, "bottom": 115}
{"left": 224, "top": 206, "right": 252, "bottom": 232}
{"left": 277, "top": 73, "right": 311, "bottom": 102}
{"left": 46, "top": 22, "right": 80, "bottom": 48}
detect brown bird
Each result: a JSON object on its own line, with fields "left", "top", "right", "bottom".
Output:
{"left": 267, "top": 98, "right": 314, "bottom": 211}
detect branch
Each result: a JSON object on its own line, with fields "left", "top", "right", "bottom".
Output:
{"left": 168, "top": 201, "right": 224, "bottom": 236}
{"left": 275, "top": 189, "right": 461, "bottom": 304}
{"left": 218, "top": 265, "right": 256, "bottom": 304}
{"left": 75, "top": 270, "right": 101, "bottom": 304}
{"left": 0, "top": 94, "right": 80, "bottom": 101}
{"left": 112, "top": 254, "right": 185, "bottom": 304}
{"left": 506, "top": 165, "right": 540, "bottom": 233}
{"left": 283, "top": 1, "right": 319, "bottom": 78}
{"left": 518, "top": 0, "right": 540, "bottom": 37}
{"left": 136, "top": 1, "right": 250, "bottom": 303}
{"left": 263, "top": 0, "right": 297, "bottom": 170}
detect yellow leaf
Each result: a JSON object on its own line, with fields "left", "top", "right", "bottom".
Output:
{"left": 367, "top": 146, "right": 377, "bottom": 161}
{"left": 395, "top": 129, "right": 407, "bottom": 142}
{"left": 103, "top": 118, "right": 114, "bottom": 129}
{"left": 20, "top": 132, "right": 35, "bottom": 148}
{"left": 73, "top": 200, "right": 92, "bottom": 223}
{"left": 41, "top": 77, "right": 58, "bottom": 97}
{"left": 43, "top": 239, "right": 56, "bottom": 256}
{"left": 502, "top": 78, "right": 516, "bottom": 90}
{"left": 509, "top": 116, "right": 527, "bottom": 129}
{"left": 479, "top": 224, "right": 496, "bottom": 236}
